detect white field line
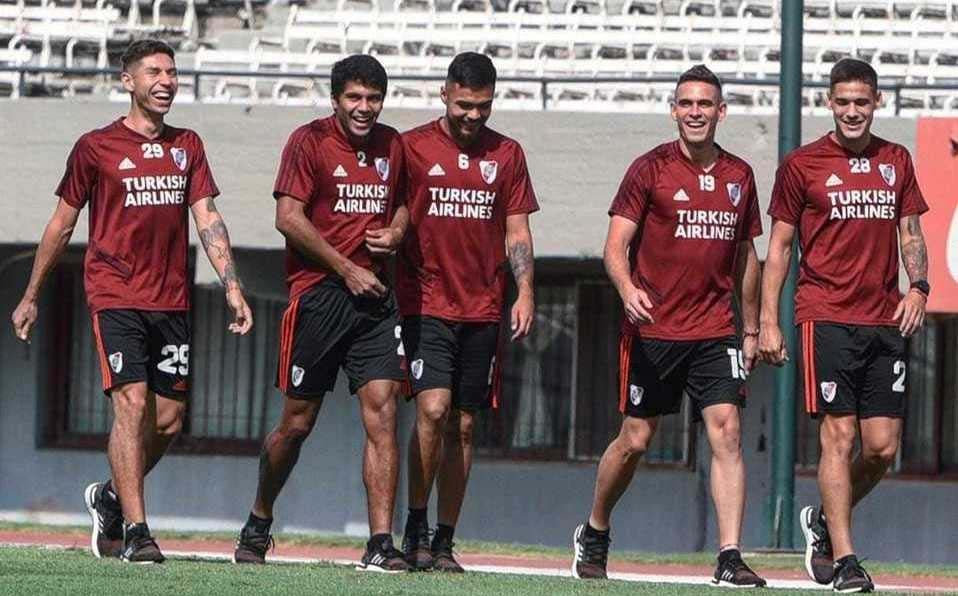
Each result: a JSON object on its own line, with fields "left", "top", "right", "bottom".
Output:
{"left": 0, "top": 542, "right": 951, "bottom": 593}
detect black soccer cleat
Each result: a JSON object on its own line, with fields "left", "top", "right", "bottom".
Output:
{"left": 711, "top": 550, "right": 767, "bottom": 588}
{"left": 83, "top": 482, "right": 124, "bottom": 559}
{"left": 572, "top": 523, "right": 610, "bottom": 580}
{"left": 120, "top": 523, "right": 165, "bottom": 564}
{"left": 402, "top": 517, "right": 434, "bottom": 571}
{"left": 832, "top": 555, "right": 874, "bottom": 593}
{"left": 233, "top": 523, "right": 274, "bottom": 564}
{"left": 430, "top": 531, "right": 464, "bottom": 573}
{"left": 800, "top": 505, "right": 835, "bottom": 584}
{"left": 356, "top": 535, "right": 411, "bottom": 573}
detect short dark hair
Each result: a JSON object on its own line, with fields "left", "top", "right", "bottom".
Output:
{"left": 121, "top": 39, "right": 175, "bottom": 72}
{"left": 330, "top": 54, "right": 388, "bottom": 98}
{"left": 830, "top": 58, "right": 879, "bottom": 92}
{"left": 676, "top": 64, "right": 722, "bottom": 97}
{"left": 446, "top": 52, "right": 496, "bottom": 89}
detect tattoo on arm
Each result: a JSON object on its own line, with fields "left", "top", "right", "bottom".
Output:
{"left": 508, "top": 240, "right": 532, "bottom": 281}
{"left": 205, "top": 197, "right": 218, "bottom": 214}
{"left": 198, "top": 218, "right": 242, "bottom": 289}
{"left": 901, "top": 215, "right": 928, "bottom": 282}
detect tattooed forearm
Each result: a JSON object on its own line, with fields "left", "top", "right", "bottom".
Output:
{"left": 508, "top": 240, "right": 533, "bottom": 283}
{"left": 205, "top": 197, "right": 219, "bottom": 214}
{"left": 199, "top": 217, "right": 242, "bottom": 289}
{"left": 901, "top": 215, "right": 928, "bottom": 283}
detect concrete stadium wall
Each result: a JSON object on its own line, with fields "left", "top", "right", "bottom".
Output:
{"left": 2, "top": 101, "right": 954, "bottom": 564}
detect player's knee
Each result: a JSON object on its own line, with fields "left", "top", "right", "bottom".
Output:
{"left": 418, "top": 399, "right": 451, "bottom": 428}
{"left": 862, "top": 442, "right": 898, "bottom": 468}
{"left": 619, "top": 427, "right": 650, "bottom": 457}
{"left": 156, "top": 402, "right": 185, "bottom": 438}
{"left": 277, "top": 414, "right": 314, "bottom": 445}
{"left": 111, "top": 385, "right": 148, "bottom": 418}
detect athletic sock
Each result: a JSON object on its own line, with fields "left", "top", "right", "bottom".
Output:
{"left": 718, "top": 548, "right": 741, "bottom": 565}
{"left": 368, "top": 533, "right": 393, "bottom": 552}
{"left": 407, "top": 507, "right": 428, "bottom": 526}
{"left": 435, "top": 523, "right": 455, "bottom": 544}
{"left": 124, "top": 522, "right": 150, "bottom": 541}
{"left": 584, "top": 523, "right": 610, "bottom": 539}
{"left": 246, "top": 512, "right": 272, "bottom": 533}
{"left": 835, "top": 554, "right": 858, "bottom": 568}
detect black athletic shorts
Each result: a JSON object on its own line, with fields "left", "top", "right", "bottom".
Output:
{"left": 276, "top": 276, "right": 406, "bottom": 399}
{"left": 402, "top": 316, "right": 502, "bottom": 411}
{"left": 618, "top": 334, "right": 746, "bottom": 420}
{"left": 798, "top": 322, "right": 907, "bottom": 419}
{"left": 92, "top": 309, "right": 190, "bottom": 399}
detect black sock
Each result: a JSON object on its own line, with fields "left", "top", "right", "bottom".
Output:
{"left": 836, "top": 554, "right": 858, "bottom": 568}
{"left": 718, "top": 548, "right": 741, "bottom": 565}
{"left": 407, "top": 508, "right": 428, "bottom": 526}
{"left": 124, "top": 522, "right": 149, "bottom": 540}
{"left": 435, "top": 523, "right": 455, "bottom": 544}
{"left": 368, "top": 533, "right": 392, "bottom": 551}
{"left": 584, "top": 523, "right": 610, "bottom": 539}
{"left": 246, "top": 512, "right": 272, "bottom": 533}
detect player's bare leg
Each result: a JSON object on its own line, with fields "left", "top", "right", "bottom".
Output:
{"left": 436, "top": 408, "right": 475, "bottom": 529}
{"left": 251, "top": 396, "right": 322, "bottom": 519}
{"left": 851, "top": 417, "right": 902, "bottom": 507}
{"left": 701, "top": 403, "right": 745, "bottom": 549}
{"left": 818, "top": 414, "right": 858, "bottom": 560}
{"left": 407, "top": 388, "right": 453, "bottom": 509}
{"left": 108, "top": 382, "right": 151, "bottom": 524}
{"left": 357, "top": 380, "right": 402, "bottom": 535}
{"left": 588, "top": 415, "right": 658, "bottom": 530}
{"left": 143, "top": 393, "right": 185, "bottom": 475}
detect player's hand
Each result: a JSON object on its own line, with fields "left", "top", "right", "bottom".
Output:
{"left": 11, "top": 297, "right": 38, "bottom": 342}
{"left": 758, "top": 323, "right": 788, "bottom": 366}
{"left": 365, "top": 226, "right": 403, "bottom": 256}
{"left": 742, "top": 334, "right": 758, "bottom": 374}
{"left": 621, "top": 285, "right": 654, "bottom": 325}
{"left": 894, "top": 289, "right": 926, "bottom": 337}
{"left": 511, "top": 292, "right": 535, "bottom": 341}
{"left": 226, "top": 287, "right": 253, "bottom": 335}
{"left": 343, "top": 263, "right": 387, "bottom": 298}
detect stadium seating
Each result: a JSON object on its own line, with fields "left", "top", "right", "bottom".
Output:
{"left": 0, "top": 44, "right": 32, "bottom": 96}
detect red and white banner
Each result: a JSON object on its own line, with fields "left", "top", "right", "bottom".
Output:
{"left": 915, "top": 118, "right": 958, "bottom": 313}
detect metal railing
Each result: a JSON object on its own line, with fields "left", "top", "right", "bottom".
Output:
{"left": 3, "top": 64, "right": 958, "bottom": 115}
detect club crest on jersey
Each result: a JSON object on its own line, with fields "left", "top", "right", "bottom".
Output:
{"left": 170, "top": 147, "right": 187, "bottom": 171}
{"left": 821, "top": 381, "right": 837, "bottom": 403}
{"left": 109, "top": 352, "right": 123, "bottom": 374}
{"left": 375, "top": 157, "right": 389, "bottom": 182}
{"left": 629, "top": 384, "right": 644, "bottom": 406}
{"left": 726, "top": 183, "right": 742, "bottom": 207}
{"left": 291, "top": 365, "right": 305, "bottom": 388}
{"left": 878, "top": 163, "right": 896, "bottom": 187}
{"left": 411, "top": 359, "right": 424, "bottom": 380}
{"left": 479, "top": 160, "right": 498, "bottom": 184}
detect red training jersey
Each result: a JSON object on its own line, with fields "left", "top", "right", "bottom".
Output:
{"left": 609, "top": 141, "right": 763, "bottom": 340}
{"left": 768, "top": 134, "right": 928, "bottom": 326}
{"left": 397, "top": 119, "right": 540, "bottom": 322}
{"left": 273, "top": 116, "right": 405, "bottom": 301}
{"left": 56, "top": 118, "right": 219, "bottom": 314}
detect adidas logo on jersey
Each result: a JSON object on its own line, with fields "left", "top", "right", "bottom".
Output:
{"left": 825, "top": 173, "right": 844, "bottom": 187}
{"left": 673, "top": 188, "right": 690, "bottom": 201}
{"left": 333, "top": 164, "right": 348, "bottom": 178}
{"left": 118, "top": 157, "right": 136, "bottom": 171}
{"left": 428, "top": 163, "right": 445, "bottom": 177}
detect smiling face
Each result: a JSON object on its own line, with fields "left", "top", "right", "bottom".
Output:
{"left": 441, "top": 82, "right": 494, "bottom": 147}
{"left": 330, "top": 80, "right": 384, "bottom": 146}
{"left": 671, "top": 80, "right": 726, "bottom": 149}
{"left": 828, "top": 80, "right": 881, "bottom": 147}
{"left": 121, "top": 52, "right": 178, "bottom": 116}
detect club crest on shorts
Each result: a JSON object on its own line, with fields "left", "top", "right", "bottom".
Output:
{"left": 629, "top": 384, "right": 644, "bottom": 406}
{"left": 479, "top": 160, "right": 498, "bottom": 184}
{"left": 375, "top": 157, "right": 389, "bottom": 182}
{"left": 726, "top": 182, "right": 742, "bottom": 207}
{"left": 170, "top": 147, "right": 187, "bottom": 172}
{"left": 291, "top": 365, "right": 305, "bottom": 388}
{"left": 821, "top": 381, "right": 837, "bottom": 403}
{"left": 109, "top": 352, "right": 123, "bottom": 374}
{"left": 878, "top": 163, "right": 896, "bottom": 187}
{"left": 411, "top": 359, "right": 424, "bottom": 380}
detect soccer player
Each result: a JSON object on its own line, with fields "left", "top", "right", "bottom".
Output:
{"left": 232, "top": 55, "right": 410, "bottom": 572}
{"left": 570, "top": 65, "right": 766, "bottom": 588}
{"left": 397, "top": 52, "right": 538, "bottom": 573}
{"left": 10, "top": 39, "right": 252, "bottom": 563}
{"left": 759, "top": 59, "right": 929, "bottom": 594}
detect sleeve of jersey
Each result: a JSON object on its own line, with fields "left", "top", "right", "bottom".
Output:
{"left": 899, "top": 151, "right": 929, "bottom": 217}
{"left": 186, "top": 136, "right": 220, "bottom": 205}
{"left": 273, "top": 128, "right": 317, "bottom": 203}
{"left": 392, "top": 138, "right": 407, "bottom": 208}
{"left": 767, "top": 157, "right": 804, "bottom": 225}
{"left": 506, "top": 145, "right": 540, "bottom": 215}
{"left": 744, "top": 173, "right": 763, "bottom": 239}
{"left": 607, "top": 159, "right": 649, "bottom": 223}
{"left": 55, "top": 135, "right": 96, "bottom": 209}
